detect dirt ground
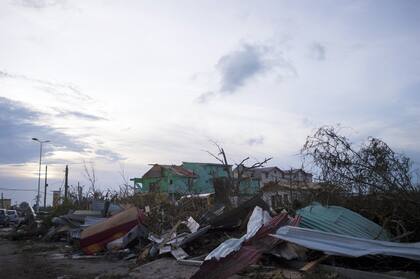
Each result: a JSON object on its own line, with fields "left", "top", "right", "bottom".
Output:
{"left": 0, "top": 227, "right": 202, "bottom": 279}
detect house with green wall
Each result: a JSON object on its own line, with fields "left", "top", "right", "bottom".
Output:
{"left": 130, "top": 164, "right": 197, "bottom": 194}
{"left": 131, "top": 162, "right": 261, "bottom": 195}
{"left": 181, "top": 162, "right": 231, "bottom": 193}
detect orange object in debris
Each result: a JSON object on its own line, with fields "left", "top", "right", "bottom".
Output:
{"left": 80, "top": 206, "right": 144, "bottom": 255}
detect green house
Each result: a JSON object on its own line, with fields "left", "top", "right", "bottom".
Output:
{"left": 131, "top": 164, "right": 197, "bottom": 194}
{"left": 181, "top": 162, "right": 231, "bottom": 193}
{"left": 131, "top": 162, "right": 260, "bottom": 195}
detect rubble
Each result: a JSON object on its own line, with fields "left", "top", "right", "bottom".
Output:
{"left": 190, "top": 206, "right": 300, "bottom": 279}
{"left": 2, "top": 191, "right": 420, "bottom": 279}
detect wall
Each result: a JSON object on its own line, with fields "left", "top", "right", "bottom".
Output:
{"left": 260, "top": 169, "right": 286, "bottom": 186}
{"left": 137, "top": 168, "right": 191, "bottom": 193}
{"left": 239, "top": 178, "right": 260, "bottom": 195}
{"left": 182, "top": 163, "right": 230, "bottom": 193}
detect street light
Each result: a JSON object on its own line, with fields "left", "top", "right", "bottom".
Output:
{"left": 32, "top": 138, "right": 50, "bottom": 212}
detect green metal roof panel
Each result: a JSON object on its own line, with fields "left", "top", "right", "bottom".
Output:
{"left": 297, "top": 202, "right": 392, "bottom": 241}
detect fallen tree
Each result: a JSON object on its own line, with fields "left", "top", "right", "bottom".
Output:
{"left": 301, "top": 126, "right": 420, "bottom": 241}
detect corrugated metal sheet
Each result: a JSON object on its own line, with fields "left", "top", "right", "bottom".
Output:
{"left": 191, "top": 210, "right": 298, "bottom": 279}
{"left": 271, "top": 226, "right": 420, "bottom": 261}
{"left": 297, "top": 202, "right": 391, "bottom": 240}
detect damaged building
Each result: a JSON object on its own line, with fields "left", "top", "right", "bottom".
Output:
{"left": 130, "top": 162, "right": 232, "bottom": 195}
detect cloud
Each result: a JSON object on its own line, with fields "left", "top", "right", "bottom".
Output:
{"left": 309, "top": 42, "right": 326, "bottom": 61}
{"left": 246, "top": 136, "right": 265, "bottom": 146}
{"left": 57, "top": 110, "right": 107, "bottom": 121}
{"left": 216, "top": 44, "right": 267, "bottom": 93}
{"left": 214, "top": 43, "right": 296, "bottom": 94}
{"left": 95, "top": 149, "right": 125, "bottom": 162}
{"left": 0, "top": 97, "right": 88, "bottom": 164}
{"left": 12, "top": 0, "right": 67, "bottom": 9}
{"left": 0, "top": 70, "right": 92, "bottom": 102}
{"left": 195, "top": 91, "right": 216, "bottom": 104}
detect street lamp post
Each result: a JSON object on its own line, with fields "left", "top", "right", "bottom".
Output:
{"left": 32, "top": 138, "right": 50, "bottom": 212}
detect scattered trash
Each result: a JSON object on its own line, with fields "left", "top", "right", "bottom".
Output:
{"left": 191, "top": 207, "right": 300, "bottom": 279}
{"left": 4, "top": 191, "right": 419, "bottom": 279}
{"left": 184, "top": 216, "right": 200, "bottom": 233}
{"left": 171, "top": 247, "right": 189, "bottom": 260}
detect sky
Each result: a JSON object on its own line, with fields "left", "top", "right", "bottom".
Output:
{"left": 1, "top": 0, "right": 420, "bottom": 205}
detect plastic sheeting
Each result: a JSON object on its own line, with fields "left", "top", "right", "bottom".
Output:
{"left": 205, "top": 206, "right": 271, "bottom": 261}
{"left": 271, "top": 226, "right": 420, "bottom": 261}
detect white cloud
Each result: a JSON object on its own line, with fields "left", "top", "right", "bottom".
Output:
{"left": 1, "top": 0, "right": 420, "bottom": 203}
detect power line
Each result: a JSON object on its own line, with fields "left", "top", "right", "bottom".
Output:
{"left": 0, "top": 187, "right": 37, "bottom": 192}
{"left": 0, "top": 187, "right": 55, "bottom": 195}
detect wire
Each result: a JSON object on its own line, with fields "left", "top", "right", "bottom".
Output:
{"left": 0, "top": 187, "right": 38, "bottom": 192}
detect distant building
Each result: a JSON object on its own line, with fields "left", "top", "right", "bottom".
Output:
{"left": 131, "top": 162, "right": 248, "bottom": 194}
{"left": 181, "top": 162, "right": 231, "bottom": 193}
{"left": 234, "top": 166, "right": 313, "bottom": 188}
{"left": 132, "top": 162, "right": 316, "bottom": 196}
{"left": 131, "top": 164, "right": 197, "bottom": 194}
{"left": 0, "top": 198, "right": 11, "bottom": 209}
{"left": 261, "top": 181, "right": 320, "bottom": 209}
{"left": 283, "top": 169, "right": 313, "bottom": 184}
{"left": 236, "top": 166, "right": 284, "bottom": 186}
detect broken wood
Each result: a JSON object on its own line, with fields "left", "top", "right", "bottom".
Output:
{"left": 299, "top": 255, "right": 330, "bottom": 272}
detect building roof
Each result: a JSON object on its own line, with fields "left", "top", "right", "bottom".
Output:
{"left": 238, "top": 166, "right": 283, "bottom": 179}
{"left": 182, "top": 162, "right": 232, "bottom": 167}
{"left": 164, "top": 165, "right": 197, "bottom": 178}
{"left": 284, "top": 168, "right": 311, "bottom": 175}
{"left": 142, "top": 164, "right": 197, "bottom": 179}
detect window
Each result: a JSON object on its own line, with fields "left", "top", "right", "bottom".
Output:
{"left": 169, "top": 179, "right": 173, "bottom": 184}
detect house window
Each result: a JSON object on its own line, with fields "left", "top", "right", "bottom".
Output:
{"left": 283, "top": 194, "right": 289, "bottom": 203}
{"left": 169, "top": 179, "right": 173, "bottom": 184}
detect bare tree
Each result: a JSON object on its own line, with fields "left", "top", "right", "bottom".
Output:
{"left": 83, "top": 160, "right": 99, "bottom": 197}
{"left": 118, "top": 163, "right": 135, "bottom": 198}
{"left": 206, "top": 141, "right": 272, "bottom": 195}
{"left": 301, "top": 126, "right": 417, "bottom": 196}
{"left": 301, "top": 126, "right": 420, "bottom": 241}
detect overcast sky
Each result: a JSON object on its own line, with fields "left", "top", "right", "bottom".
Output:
{"left": 1, "top": 0, "right": 420, "bottom": 205}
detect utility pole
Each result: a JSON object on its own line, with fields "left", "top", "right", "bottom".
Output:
{"left": 64, "top": 165, "right": 69, "bottom": 201}
{"left": 289, "top": 167, "right": 293, "bottom": 204}
{"left": 44, "top": 165, "right": 48, "bottom": 209}
{"left": 32, "top": 138, "right": 50, "bottom": 212}
{"left": 1, "top": 192, "right": 3, "bottom": 208}
{"left": 77, "top": 182, "right": 82, "bottom": 202}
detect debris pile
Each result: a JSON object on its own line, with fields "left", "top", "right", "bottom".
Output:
{"left": 3, "top": 193, "right": 420, "bottom": 279}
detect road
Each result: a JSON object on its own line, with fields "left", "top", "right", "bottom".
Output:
{"left": 0, "top": 227, "right": 203, "bottom": 279}
{"left": 0, "top": 228, "right": 133, "bottom": 279}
